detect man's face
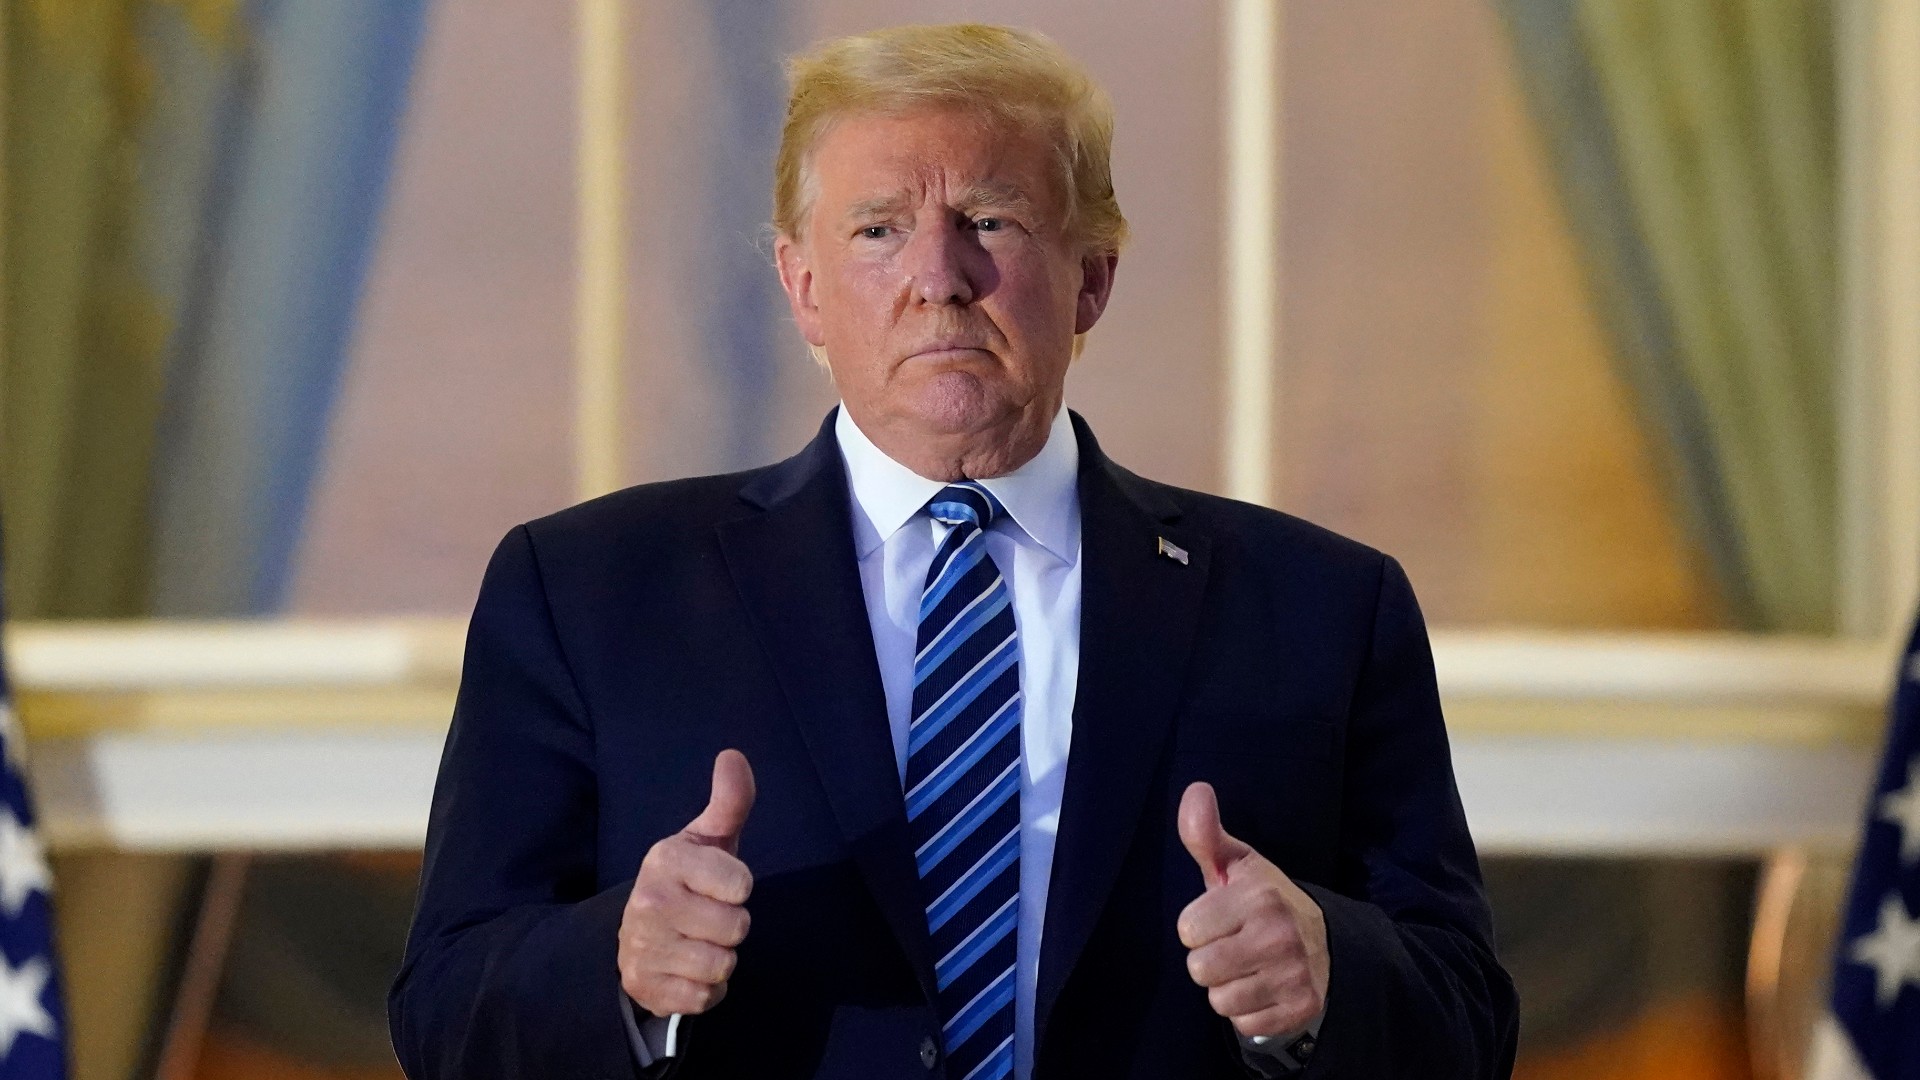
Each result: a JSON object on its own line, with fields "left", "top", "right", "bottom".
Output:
{"left": 775, "top": 108, "right": 1117, "bottom": 467}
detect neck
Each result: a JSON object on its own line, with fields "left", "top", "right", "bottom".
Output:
{"left": 850, "top": 402, "right": 1057, "bottom": 482}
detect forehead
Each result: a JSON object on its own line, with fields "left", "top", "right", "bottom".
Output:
{"left": 807, "top": 107, "right": 1059, "bottom": 208}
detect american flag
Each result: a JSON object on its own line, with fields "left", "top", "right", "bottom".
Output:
{"left": 1817, "top": 612, "right": 1920, "bottom": 1078}
{"left": 0, "top": 575, "right": 66, "bottom": 1078}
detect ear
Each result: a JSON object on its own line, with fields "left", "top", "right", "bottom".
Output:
{"left": 1074, "top": 251, "right": 1119, "bottom": 335}
{"left": 775, "top": 232, "right": 828, "bottom": 348}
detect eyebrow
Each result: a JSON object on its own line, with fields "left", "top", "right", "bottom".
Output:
{"left": 959, "top": 183, "right": 1039, "bottom": 218}
{"left": 844, "top": 192, "right": 912, "bottom": 221}
{"left": 841, "top": 182, "right": 1040, "bottom": 222}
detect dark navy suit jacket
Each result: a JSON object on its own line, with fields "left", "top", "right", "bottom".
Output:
{"left": 389, "top": 411, "right": 1518, "bottom": 1079}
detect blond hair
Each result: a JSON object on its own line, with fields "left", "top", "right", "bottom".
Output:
{"left": 774, "top": 23, "right": 1128, "bottom": 255}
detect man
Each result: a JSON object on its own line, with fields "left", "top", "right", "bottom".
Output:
{"left": 390, "top": 23, "right": 1517, "bottom": 1080}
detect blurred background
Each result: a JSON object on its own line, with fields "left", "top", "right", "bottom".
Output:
{"left": 1, "top": 0, "right": 1916, "bottom": 1078}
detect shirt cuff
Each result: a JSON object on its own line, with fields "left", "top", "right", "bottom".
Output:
{"left": 620, "top": 993, "right": 684, "bottom": 1067}
{"left": 1237, "top": 1006, "right": 1325, "bottom": 1076}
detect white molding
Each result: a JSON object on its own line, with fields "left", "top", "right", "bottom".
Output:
{"left": 4, "top": 620, "right": 464, "bottom": 690}
{"left": 1454, "top": 737, "right": 1874, "bottom": 856}
{"left": 1221, "top": 0, "right": 1280, "bottom": 506}
{"left": 4, "top": 621, "right": 1899, "bottom": 704}
{"left": 27, "top": 725, "right": 1876, "bottom": 857}
{"left": 6, "top": 620, "right": 1901, "bottom": 855}
{"left": 31, "top": 730, "right": 442, "bottom": 852}
{"left": 1430, "top": 630, "right": 1895, "bottom": 705}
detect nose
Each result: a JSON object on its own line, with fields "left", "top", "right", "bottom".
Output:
{"left": 902, "top": 215, "right": 977, "bottom": 307}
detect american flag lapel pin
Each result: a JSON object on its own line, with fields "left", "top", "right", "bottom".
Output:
{"left": 1157, "top": 537, "right": 1189, "bottom": 565}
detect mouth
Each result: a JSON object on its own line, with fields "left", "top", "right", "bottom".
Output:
{"left": 904, "top": 345, "right": 994, "bottom": 364}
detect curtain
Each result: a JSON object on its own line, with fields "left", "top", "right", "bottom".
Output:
{"left": 1494, "top": 0, "right": 1837, "bottom": 634}
{"left": 2, "top": 0, "right": 428, "bottom": 619}
{"left": 3, "top": 0, "right": 167, "bottom": 618}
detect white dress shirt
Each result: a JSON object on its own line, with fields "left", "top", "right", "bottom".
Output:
{"left": 837, "top": 403, "right": 1081, "bottom": 1080}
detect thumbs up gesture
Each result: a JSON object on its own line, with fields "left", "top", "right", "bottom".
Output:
{"left": 619, "top": 750, "right": 757, "bottom": 1017}
{"left": 1176, "top": 782, "right": 1330, "bottom": 1039}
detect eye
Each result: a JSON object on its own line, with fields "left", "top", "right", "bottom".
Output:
{"left": 858, "top": 225, "right": 892, "bottom": 240}
{"left": 973, "top": 217, "right": 1005, "bottom": 233}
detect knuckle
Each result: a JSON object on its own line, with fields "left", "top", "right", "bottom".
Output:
{"left": 1207, "top": 984, "right": 1238, "bottom": 1016}
{"left": 640, "top": 980, "right": 678, "bottom": 1015}
{"left": 687, "top": 944, "right": 722, "bottom": 982}
{"left": 1257, "top": 921, "right": 1295, "bottom": 958}
{"left": 641, "top": 839, "right": 676, "bottom": 873}
{"left": 1274, "top": 899, "right": 1305, "bottom": 933}
{"left": 669, "top": 983, "right": 705, "bottom": 1015}
{"left": 724, "top": 908, "right": 752, "bottom": 945}
{"left": 1185, "top": 952, "right": 1208, "bottom": 984}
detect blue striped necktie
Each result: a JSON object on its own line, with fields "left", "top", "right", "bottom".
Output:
{"left": 906, "top": 482, "right": 1021, "bottom": 1080}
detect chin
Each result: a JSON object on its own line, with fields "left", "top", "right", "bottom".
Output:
{"left": 908, "top": 371, "right": 1009, "bottom": 434}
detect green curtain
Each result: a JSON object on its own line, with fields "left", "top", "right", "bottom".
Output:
{"left": 1, "top": 0, "right": 178, "bottom": 618}
{"left": 1496, "top": 0, "right": 1838, "bottom": 634}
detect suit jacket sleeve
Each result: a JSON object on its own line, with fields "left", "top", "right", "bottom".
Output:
{"left": 1296, "top": 556, "right": 1519, "bottom": 1078}
{"left": 388, "top": 525, "right": 643, "bottom": 1080}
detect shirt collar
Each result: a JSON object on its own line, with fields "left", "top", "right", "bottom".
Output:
{"left": 835, "top": 404, "right": 1080, "bottom": 564}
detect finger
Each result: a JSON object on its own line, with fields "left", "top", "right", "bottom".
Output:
{"left": 1176, "top": 888, "right": 1247, "bottom": 950}
{"left": 626, "top": 971, "right": 728, "bottom": 1016}
{"left": 1207, "top": 972, "right": 1279, "bottom": 1022}
{"left": 666, "top": 888, "right": 753, "bottom": 947}
{"left": 1178, "top": 782, "right": 1253, "bottom": 888}
{"left": 685, "top": 749, "right": 757, "bottom": 854}
{"left": 1230, "top": 1001, "right": 1316, "bottom": 1041}
{"left": 660, "top": 841, "right": 754, "bottom": 905}
{"left": 650, "top": 937, "right": 737, "bottom": 986}
{"left": 1185, "top": 933, "right": 1266, "bottom": 988}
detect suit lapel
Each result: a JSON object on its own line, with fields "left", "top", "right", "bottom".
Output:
{"left": 715, "top": 412, "right": 939, "bottom": 1002}
{"left": 1035, "top": 414, "right": 1212, "bottom": 1048}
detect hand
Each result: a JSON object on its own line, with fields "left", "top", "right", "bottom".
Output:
{"left": 619, "top": 749, "right": 756, "bottom": 1017}
{"left": 1176, "top": 782, "right": 1330, "bottom": 1039}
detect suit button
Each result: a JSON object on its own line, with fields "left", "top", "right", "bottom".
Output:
{"left": 919, "top": 1035, "right": 940, "bottom": 1070}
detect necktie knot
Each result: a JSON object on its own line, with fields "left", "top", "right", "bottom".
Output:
{"left": 927, "top": 482, "right": 1003, "bottom": 530}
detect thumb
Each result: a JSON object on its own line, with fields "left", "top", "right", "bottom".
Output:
{"left": 684, "top": 749, "right": 756, "bottom": 854}
{"left": 1178, "top": 782, "right": 1251, "bottom": 889}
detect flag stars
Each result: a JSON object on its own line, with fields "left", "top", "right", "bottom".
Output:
{"left": 1852, "top": 893, "right": 1920, "bottom": 1009}
{"left": 0, "top": 955, "right": 54, "bottom": 1060}
{"left": 1882, "top": 756, "right": 1920, "bottom": 866}
{"left": 0, "top": 812, "right": 50, "bottom": 917}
